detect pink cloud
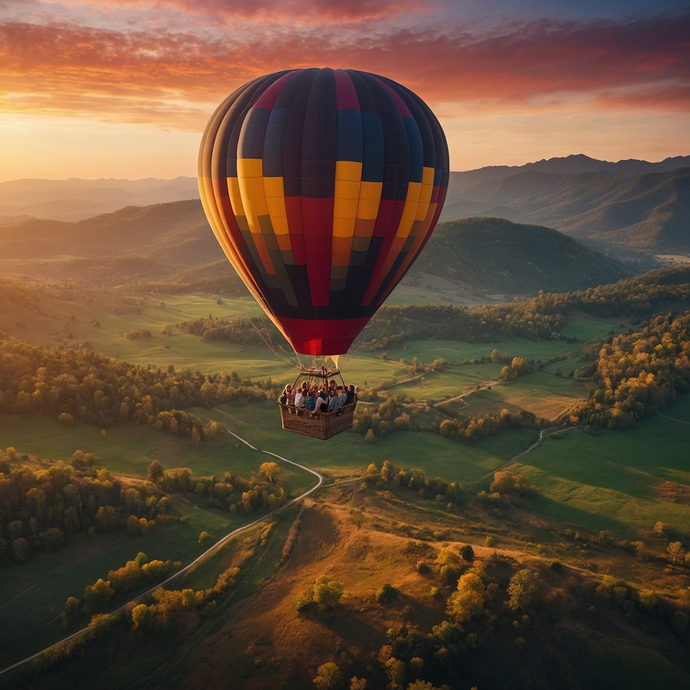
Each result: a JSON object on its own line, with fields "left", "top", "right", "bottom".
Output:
{"left": 0, "top": 12, "right": 687, "bottom": 125}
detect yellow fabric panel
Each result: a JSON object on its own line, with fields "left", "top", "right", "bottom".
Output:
{"left": 354, "top": 217, "right": 376, "bottom": 239}
{"left": 237, "top": 158, "right": 262, "bottom": 178}
{"left": 359, "top": 180, "right": 383, "bottom": 200}
{"left": 335, "top": 160, "right": 362, "bottom": 182}
{"left": 332, "top": 235, "right": 354, "bottom": 266}
{"left": 239, "top": 175, "right": 269, "bottom": 224}
{"left": 263, "top": 176, "right": 284, "bottom": 198}
{"left": 227, "top": 177, "right": 246, "bottom": 218}
{"left": 415, "top": 168, "right": 435, "bottom": 222}
{"left": 200, "top": 178, "right": 255, "bottom": 291}
{"left": 275, "top": 233, "right": 292, "bottom": 253}
{"left": 334, "top": 178, "right": 360, "bottom": 201}
{"left": 356, "top": 195, "right": 381, "bottom": 220}
{"left": 264, "top": 177, "right": 291, "bottom": 241}
{"left": 400, "top": 182, "right": 422, "bottom": 224}
{"left": 333, "top": 215, "right": 356, "bottom": 238}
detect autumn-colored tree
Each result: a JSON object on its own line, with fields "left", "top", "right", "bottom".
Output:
{"left": 148, "top": 459, "right": 164, "bottom": 482}
{"left": 259, "top": 461, "right": 281, "bottom": 484}
{"left": 313, "top": 575, "right": 344, "bottom": 609}
{"left": 446, "top": 570, "right": 485, "bottom": 622}
{"left": 314, "top": 662, "right": 343, "bottom": 690}
{"left": 84, "top": 578, "right": 114, "bottom": 614}
{"left": 507, "top": 569, "right": 539, "bottom": 612}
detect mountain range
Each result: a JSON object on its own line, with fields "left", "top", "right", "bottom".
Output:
{"left": 0, "top": 199, "right": 632, "bottom": 295}
{"left": 1, "top": 153, "right": 688, "bottom": 258}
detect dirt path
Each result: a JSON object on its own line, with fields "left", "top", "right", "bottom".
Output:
{"left": 658, "top": 413, "right": 690, "bottom": 426}
{"left": 472, "top": 425, "right": 581, "bottom": 486}
{"left": 0, "top": 426, "right": 324, "bottom": 679}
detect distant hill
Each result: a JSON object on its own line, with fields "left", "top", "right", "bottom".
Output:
{"left": 441, "top": 167, "right": 690, "bottom": 255}
{"left": 0, "top": 177, "right": 199, "bottom": 221}
{"left": 409, "top": 217, "right": 632, "bottom": 294}
{"left": 451, "top": 153, "right": 690, "bottom": 186}
{"left": 0, "top": 201, "right": 635, "bottom": 295}
{"left": 0, "top": 199, "right": 222, "bottom": 264}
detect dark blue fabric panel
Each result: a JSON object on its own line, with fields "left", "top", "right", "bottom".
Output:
{"left": 367, "top": 75, "right": 410, "bottom": 201}
{"left": 263, "top": 108, "right": 289, "bottom": 177}
{"left": 217, "top": 73, "right": 283, "bottom": 177}
{"left": 239, "top": 107, "right": 271, "bottom": 160}
{"left": 403, "top": 116, "right": 424, "bottom": 183}
{"left": 336, "top": 109, "right": 363, "bottom": 163}
{"left": 283, "top": 69, "right": 317, "bottom": 197}
{"left": 301, "top": 69, "right": 337, "bottom": 198}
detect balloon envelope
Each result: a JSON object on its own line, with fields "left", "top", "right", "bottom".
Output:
{"left": 198, "top": 68, "right": 449, "bottom": 355}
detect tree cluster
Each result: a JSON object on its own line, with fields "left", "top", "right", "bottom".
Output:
{"left": 0, "top": 451, "right": 175, "bottom": 565}
{"left": 364, "top": 461, "right": 466, "bottom": 507}
{"left": 178, "top": 316, "right": 279, "bottom": 348}
{"left": 355, "top": 265, "right": 690, "bottom": 350}
{"left": 0, "top": 339, "right": 278, "bottom": 438}
{"left": 566, "top": 311, "right": 690, "bottom": 429}
{"left": 148, "top": 460, "right": 287, "bottom": 515}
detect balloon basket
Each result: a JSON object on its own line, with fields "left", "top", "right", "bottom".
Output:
{"left": 278, "top": 365, "right": 355, "bottom": 440}
{"left": 278, "top": 401, "right": 356, "bottom": 440}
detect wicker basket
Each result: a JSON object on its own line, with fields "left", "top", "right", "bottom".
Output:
{"left": 278, "top": 402, "right": 356, "bottom": 440}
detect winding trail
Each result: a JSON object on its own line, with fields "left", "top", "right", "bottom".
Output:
{"left": 472, "top": 425, "right": 582, "bottom": 486}
{"left": 0, "top": 426, "right": 324, "bottom": 680}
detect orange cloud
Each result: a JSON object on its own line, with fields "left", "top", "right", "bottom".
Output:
{"left": 1, "top": 12, "right": 688, "bottom": 127}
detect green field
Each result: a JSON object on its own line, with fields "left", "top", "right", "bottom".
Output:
{"left": 510, "top": 402, "right": 690, "bottom": 536}
{"left": 0, "top": 413, "right": 317, "bottom": 670}
{"left": 1, "top": 287, "right": 686, "bottom": 674}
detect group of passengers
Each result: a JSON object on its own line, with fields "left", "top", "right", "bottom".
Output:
{"left": 279, "top": 380, "right": 356, "bottom": 415}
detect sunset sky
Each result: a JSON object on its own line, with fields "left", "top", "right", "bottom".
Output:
{"left": 1, "top": 0, "right": 688, "bottom": 180}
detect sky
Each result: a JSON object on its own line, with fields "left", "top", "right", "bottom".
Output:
{"left": 0, "top": 0, "right": 688, "bottom": 180}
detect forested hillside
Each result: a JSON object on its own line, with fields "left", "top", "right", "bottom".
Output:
{"left": 410, "top": 217, "right": 631, "bottom": 293}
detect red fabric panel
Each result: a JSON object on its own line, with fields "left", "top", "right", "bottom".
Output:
{"left": 253, "top": 70, "right": 299, "bottom": 110}
{"left": 361, "top": 198, "right": 406, "bottom": 305}
{"left": 335, "top": 70, "right": 360, "bottom": 110}
{"left": 301, "top": 196, "right": 334, "bottom": 307}
{"left": 374, "top": 77, "right": 413, "bottom": 117}
{"left": 374, "top": 185, "right": 448, "bottom": 305}
{"left": 285, "top": 195, "right": 306, "bottom": 265}
{"left": 216, "top": 190, "right": 247, "bottom": 247}
{"left": 278, "top": 316, "right": 371, "bottom": 355}
{"left": 372, "top": 198, "right": 398, "bottom": 237}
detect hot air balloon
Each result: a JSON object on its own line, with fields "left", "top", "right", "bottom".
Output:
{"left": 198, "top": 68, "right": 449, "bottom": 438}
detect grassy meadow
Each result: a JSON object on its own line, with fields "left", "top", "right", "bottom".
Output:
{"left": 1, "top": 285, "right": 689, "bottom": 676}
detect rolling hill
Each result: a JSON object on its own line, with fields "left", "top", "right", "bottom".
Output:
{"left": 3, "top": 154, "right": 688, "bottom": 257}
{"left": 441, "top": 167, "right": 690, "bottom": 255}
{"left": 410, "top": 217, "right": 632, "bottom": 294}
{"left": 0, "top": 201, "right": 632, "bottom": 295}
{"left": 0, "top": 177, "right": 199, "bottom": 222}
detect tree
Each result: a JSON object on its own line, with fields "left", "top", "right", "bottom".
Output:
{"left": 198, "top": 531, "right": 212, "bottom": 547}
{"left": 446, "top": 570, "right": 485, "bottom": 622}
{"left": 84, "top": 578, "right": 114, "bottom": 613}
{"left": 460, "top": 544, "right": 475, "bottom": 562}
{"left": 385, "top": 657, "right": 406, "bottom": 689}
{"left": 44, "top": 527, "right": 65, "bottom": 552}
{"left": 507, "top": 569, "right": 539, "bottom": 612}
{"left": 95, "top": 505, "right": 119, "bottom": 532}
{"left": 259, "top": 462, "right": 281, "bottom": 484}
{"left": 148, "top": 459, "right": 164, "bottom": 482}
{"left": 350, "top": 678, "right": 367, "bottom": 690}
{"left": 12, "top": 538, "right": 30, "bottom": 563}
{"left": 314, "top": 662, "right": 343, "bottom": 690}
{"left": 63, "top": 596, "right": 82, "bottom": 624}
{"left": 313, "top": 575, "right": 344, "bottom": 609}
{"left": 668, "top": 541, "right": 685, "bottom": 565}
{"left": 131, "top": 604, "right": 158, "bottom": 631}
{"left": 377, "top": 583, "right": 398, "bottom": 604}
